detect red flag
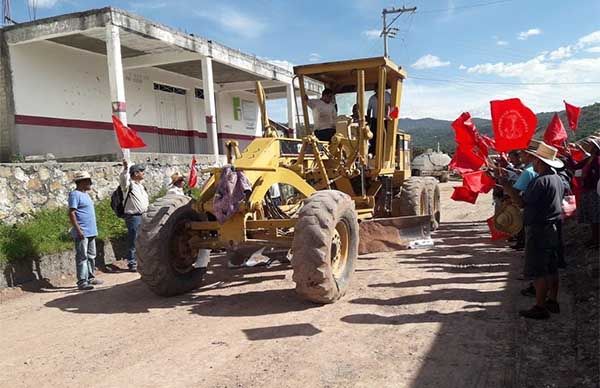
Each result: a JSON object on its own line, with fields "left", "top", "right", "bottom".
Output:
{"left": 569, "top": 146, "right": 588, "bottom": 163}
{"left": 188, "top": 156, "right": 198, "bottom": 188}
{"left": 543, "top": 113, "right": 568, "bottom": 148}
{"left": 451, "top": 186, "right": 478, "bottom": 204}
{"left": 564, "top": 100, "right": 581, "bottom": 130}
{"left": 112, "top": 115, "right": 146, "bottom": 149}
{"left": 490, "top": 98, "right": 537, "bottom": 152}
{"left": 462, "top": 170, "right": 496, "bottom": 194}
{"left": 452, "top": 112, "right": 478, "bottom": 146}
{"left": 449, "top": 145, "right": 486, "bottom": 174}
{"left": 389, "top": 106, "right": 399, "bottom": 119}
{"left": 486, "top": 217, "right": 510, "bottom": 241}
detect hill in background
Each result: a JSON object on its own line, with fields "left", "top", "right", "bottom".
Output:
{"left": 402, "top": 102, "right": 600, "bottom": 154}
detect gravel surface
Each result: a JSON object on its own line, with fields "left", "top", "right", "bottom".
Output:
{"left": 0, "top": 182, "right": 597, "bottom": 388}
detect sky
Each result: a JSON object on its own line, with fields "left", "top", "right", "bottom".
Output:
{"left": 8, "top": 0, "right": 600, "bottom": 121}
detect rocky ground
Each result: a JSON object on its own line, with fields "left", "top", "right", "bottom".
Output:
{"left": 0, "top": 182, "right": 597, "bottom": 388}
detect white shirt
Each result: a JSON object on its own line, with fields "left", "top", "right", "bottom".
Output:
{"left": 167, "top": 186, "right": 185, "bottom": 196}
{"left": 307, "top": 98, "right": 337, "bottom": 130}
{"left": 367, "top": 91, "right": 391, "bottom": 119}
{"left": 120, "top": 171, "right": 149, "bottom": 214}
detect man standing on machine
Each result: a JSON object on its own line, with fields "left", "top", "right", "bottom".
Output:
{"left": 304, "top": 88, "right": 337, "bottom": 142}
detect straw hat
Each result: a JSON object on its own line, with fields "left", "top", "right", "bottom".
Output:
{"left": 524, "top": 141, "right": 564, "bottom": 169}
{"left": 170, "top": 171, "right": 186, "bottom": 184}
{"left": 494, "top": 204, "right": 523, "bottom": 236}
{"left": 72, "top": 171, "right": 92, "bottom": 182}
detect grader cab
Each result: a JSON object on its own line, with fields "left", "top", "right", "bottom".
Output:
{"left": 136, "top": 57, "right": 440, "bottom": 304}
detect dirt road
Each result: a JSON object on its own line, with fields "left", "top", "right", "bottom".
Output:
{"left": 0, "top": 183, "right": 533, "bottom": 387}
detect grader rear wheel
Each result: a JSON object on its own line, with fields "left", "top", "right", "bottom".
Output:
{"left": 424, "top": 177, "right": 441, "bottom": 230}
{"left": 394, "top": 177, "right": 429, "bottom": 217}
{"left": 137, "top": 195, "right": 205, "bottom": 297}
{"left": 291, "top": 190, "right": 359, "bottom": 304}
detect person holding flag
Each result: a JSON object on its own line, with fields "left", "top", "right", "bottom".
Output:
{"left": 120, "top": 159, "right": 149, "bottom": 272}
{"left": 572, "top": 137, "right": 600, "bottom": 248}
{"left": 511, "top": 142, "right": 565, "bottom": 320}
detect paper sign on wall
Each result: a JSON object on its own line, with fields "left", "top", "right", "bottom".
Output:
{"left": 242, "top": 100, "right": 257, "bottom": 131}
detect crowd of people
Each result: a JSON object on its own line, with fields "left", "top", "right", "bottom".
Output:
{"left": 67, "top": 160, "right": 190, "bottom": 290}
{"left": 491, "top": 135, "right": 600, "bottom": 320}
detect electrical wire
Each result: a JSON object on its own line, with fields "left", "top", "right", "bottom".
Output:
{"left": 409, "top": 76, "right": 600, "bottom": 86}
{"left": 416, "top": 0, "right": 514, "bottom": 14}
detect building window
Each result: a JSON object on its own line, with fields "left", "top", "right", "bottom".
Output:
{"left": 153, "top": 82, "right": 187, "bottom": 95}
{"left": 195, "top": 88, "right": 204, "bottom": 99}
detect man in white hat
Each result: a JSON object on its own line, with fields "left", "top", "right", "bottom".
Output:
{"left": 514, "top": 142, "right": 565, "bottom": 319}
{"left": 68, "top": 171, "right": 102, "bottom": 290}
{"left": 167, "top": 172, "right": 187, "bottom": 196}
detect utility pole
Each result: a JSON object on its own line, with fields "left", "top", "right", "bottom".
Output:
{"left": 381, "top": 5, "right": 417, "bottom": 57}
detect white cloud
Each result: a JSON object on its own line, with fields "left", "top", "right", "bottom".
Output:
{"left": 578, "top": 31, "right": 600, "bottom": 46}
{"left": 363, "top": 29, "right": 381, "bottom": 40}
{"left": 309, "top": 53, "right": 322, "bottom": 62}
{"left": 586, "top": 46, "right": 600, "bottom": 53}
{"left": 496, "top": 40, "right": 509, "bottom": 46}
{"left": 27, "top": 0, "right": 59, "bottom": 8}
{"left": 548, "top": 46, "right": 573, "bottom": 60}
{"left": 412, "top": 54, "right": 450, "bottom": 69}
{"left": 459, "top": 64, "right": 467, "bottom": 70}
{"left": 517, "top": 28, "right": 542, "bottom": 40}
{"left": 195, "top": 8, "right": 265, "bottom": 38}
{"left": 402, "top": 31, "right": 600, "bottom": 119}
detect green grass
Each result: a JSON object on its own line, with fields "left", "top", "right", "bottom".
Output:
{"left": 0, "top": 198, "right": 128, "bottom": 264}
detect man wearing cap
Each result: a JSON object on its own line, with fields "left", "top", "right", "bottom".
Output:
{"left": 513, "top": 142, "right": 565, "bottom": 319}
{"left": 68, "top": 171, "right": 102, "bottom": 290}
{"left": 167, "top": 172, "right": 186, "bottom": 196}
{"left": 120, "top": 160, "right": 149, "bottom": 272}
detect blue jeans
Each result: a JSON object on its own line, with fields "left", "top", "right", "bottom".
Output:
{"left": 125, "top": 214, "right": 143, "bottom": 267}
{"left": 74, "top": 236, "right": 96, "bottom": 286}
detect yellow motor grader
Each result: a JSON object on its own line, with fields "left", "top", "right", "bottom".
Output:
{"left": 136, "top": 57, "right": 440, "bottom": 303}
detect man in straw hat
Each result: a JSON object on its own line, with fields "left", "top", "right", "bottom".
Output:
{"left": 68, "top": 171, "right": 102, "bottom": 291}
{"left": 167, "top": 171, "right": 187, "bottom": 196}
{"left": 511, "top": 142, "right": 566, "bottom": 319}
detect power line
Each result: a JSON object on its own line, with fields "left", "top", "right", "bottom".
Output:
{"left": 409, "top": 76, "right": 600, "bottom": 86}
{"left": 417, "top": 0, "right": 513, "bottom": 14}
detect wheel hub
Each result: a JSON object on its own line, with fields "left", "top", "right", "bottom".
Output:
{"left": 330, "top": 221, "right": 350, "bottom": 279}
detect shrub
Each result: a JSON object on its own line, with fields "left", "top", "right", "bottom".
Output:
{"left": 0, "top": 198, "right": 127, "bottom": 264}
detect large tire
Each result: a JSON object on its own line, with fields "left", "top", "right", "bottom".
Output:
{"left": 393, "top": 177, "right": 429, "bottom": 217}
{"left": 137, "top": 195, "right": 205, "bottom": 296}
{"left": 291, "top": 190, "right": 359, "bottom": 304}
{"left": 424, "top": 177, "right": 441, "bottom": 230}
{"left": 439, "top": 171, "right": 449, "bottom": 183}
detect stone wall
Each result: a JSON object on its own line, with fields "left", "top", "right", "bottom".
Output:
{"left": 0, "top": 152, "right": 221, "bottom": 224}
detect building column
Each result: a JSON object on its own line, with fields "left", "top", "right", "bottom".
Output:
{"left": 201, "top": 56, "right": 219, "bottom": 162}
{"left": 286, "top": 83, "right": 297, "bottom": 138}
{"left": 105, "top": 23, "right": 129, "bottom": 160}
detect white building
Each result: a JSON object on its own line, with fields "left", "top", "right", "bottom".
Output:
{"left": 0, "top": 7, "right": 321, "bottom": 161}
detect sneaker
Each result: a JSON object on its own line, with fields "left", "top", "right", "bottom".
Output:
{"left": 544, "top": 299, "right": 560, "bottom": 314}
{"left": 77, "top": 283, "right": 94, "bottom": 291}
{"left": 520, "top": 284, "right": 536, "bottom": 297}
{"left": 89, "top": 278, "right": 104, "bottom": 285}
{"left": 519, "top": 305, "right": 550, "bottom": 320}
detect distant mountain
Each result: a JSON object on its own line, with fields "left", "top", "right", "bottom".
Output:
{"left": 401, "top": 102, "right": 599, "bottom": 154}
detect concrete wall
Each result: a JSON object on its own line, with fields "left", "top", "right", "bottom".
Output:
{"left": 0, "top": 152, "right": 218, "bottom": 225}
{"left": 8, "top": 40, "right": 260, "bottom": 158}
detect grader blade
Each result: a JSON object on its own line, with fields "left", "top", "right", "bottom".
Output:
{"left": 358, "top": 215, "right": 432, "bottom": 254}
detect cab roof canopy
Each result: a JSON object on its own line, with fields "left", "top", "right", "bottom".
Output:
{"left": 293, "top": 56, "right": 407, "bottom": 94}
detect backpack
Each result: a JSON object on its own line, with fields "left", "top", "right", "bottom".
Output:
{"left": 110, "top": 185, "right": 131, "bottom": 219}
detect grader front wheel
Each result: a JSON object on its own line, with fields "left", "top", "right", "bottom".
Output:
{"left": 291, "top": 190, "right": 359, "bottom": 304}
{"left": 137, "top": 195, "right": 205, "bottom": 296}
